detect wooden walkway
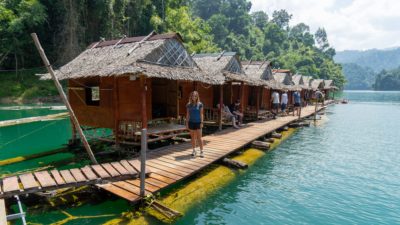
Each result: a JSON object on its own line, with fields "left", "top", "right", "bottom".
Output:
{"left": 0, "top": 103, "right": 330, "bottom": 204}
{"left": 98, "top": 104, "right": 327, "bottom": 202}
{"left": 0, "top": 159, "right": 144, "bottom": 199}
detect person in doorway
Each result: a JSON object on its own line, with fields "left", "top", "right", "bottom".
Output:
{"left": 271, "top": 90, "right": 280, "bottom": 117}
{"left": 293, "top": 90, "right": 302, "bottom": 116}
{"left": 230, "top": 99, "right": 244, "bottom": 126}
{"left": 186, "top": 91, "right": 204, "bottom": 157}
{"left": 218, "top": 103, "right": 240, "bottom": 129}
{"left": 281, "top": 90, "right": 288, "bottom": 115}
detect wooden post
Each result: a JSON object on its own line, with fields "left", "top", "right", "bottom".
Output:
{"left": 31, "top": 33, "right": 98, "bottom": 164}
{"left": 193, "top": 81, "right": 197, "bottom": 91}
{"left": 0, "top": 199, "right": 6, "bottom": 225}
{"left": 113, "top": 77, "right": 120, "bottom": 145}
{"left": 314, "top": 98, "right": 318, "bottom": 121}
{"left": 256, "top": 87, "right": 260, "bottom": 120}
{"left": 140, "top": 128, "right": 147, "bottom": 197}
{"left": 240, "top": 82, "right": 245, "bottom": 113}
{"left": 218, "top": 85, "right": 223, "bottom": 131}
{"left": 229, "top": 81, "right": 233, "bottom": 104}
{"left": 140, "top": 76, "right": 148, "bottom": 129}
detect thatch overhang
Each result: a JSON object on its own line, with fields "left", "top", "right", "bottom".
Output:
{"left": 323, "top": 80, "right": 338, "bottom": 90}
{"left": 301, "top": 76, "right": 313, "bottom": 90}
{"left": 272, "top": 71, "right": 300, "bottom": 91}
{"left": 311, "top": 79, "right": 325, "bottom": 91}
{"left": 39, "top": 33, "right": 224, "bottom": 85}
{"left": 193, "top": 52, "right": 255, "bottom": 85}
{"left": 242, "top": 61, "right": 276, "bottom": 88}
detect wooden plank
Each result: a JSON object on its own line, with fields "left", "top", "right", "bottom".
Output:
{"left": 97, "top": 183, "right": 140, "bottom": 202}
{"left": 0, "top": 199, "right": 6, "bottom": 225}
{"left": 113, "top": 181, "right": 143, "bottom": 196}
{"left": 91, "top": 165, "right": 111, "bottom": 179}
{"left": 111, "top": 162, "right": 130, "bottom": 175}
{"left": 50, "top": 170, "right": 66, "bottom": 185}
{"left": 148, "top": 159, "right": 195, "bottom": 174}
{"left": 101, "top": 163, "right": 120, "bottom": 177}
{"left": 146, "top": 166, "right": 181, "bottom": 181}
{"left": 128, "top": 159, "right": 152, "bottom": 174}
{"left": 81, "top": 166, "right": 99, "bottom": 181}
{"left": 34, "top": 171, "right": 57, "bottom": 188}
{"left": 146, "top": 161, "right": 190, "bottom": 177}
{"left": 127, "top": 179, "right": 159, "bottom": 193}
{"left": 59, "top": 170, "right": 76, "bottom": 184}
{"left": 19, "top": 173, "right": 39, "bottom": 190}
{"left": 145, "top": 177, "right": 169, "bottom": 189}
{"left": 2, "top": 176, "right": 20, "bottom": 193}
{"left": 120, "top": 160, "right": 138, "bottom": 175}
{"left": 70, "top": 169, "right": 87, "bottom": 183}
{"left": 149, "top": 173, "right": 176, "bottom": 184}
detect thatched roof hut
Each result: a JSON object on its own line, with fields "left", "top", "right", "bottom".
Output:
{"left": 193, "top": 52, "right": 265, "bottom": 86}
{"left": 323, "top": 80, "right": 338, "bottom": 90}
{"left": 310, "top": 79, "right": 325, "bottom": 90}
{"left": 242, "top": 61, "right": 277, "bottom": 88}
{"left": 272, "top": 69, "right": 298, "bottom": 90}
{"left": 40, "top": 33, "right": 224, "bottom": 85}
{"left": 302, "top": 76, "right": 313, "bottom": 89}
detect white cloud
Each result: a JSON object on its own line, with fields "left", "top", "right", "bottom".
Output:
{"left": 250, "top": 0, "right": 400, "bottom": 50}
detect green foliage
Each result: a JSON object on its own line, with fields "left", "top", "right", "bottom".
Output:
{"left": 0, "top": 0, "right": 346, "bottom": 100}
{"left": 342, "top": 63, "right": 375, "bottom": 90}
{"left": 374, "top": 67, "right": 400, "bottom": 90}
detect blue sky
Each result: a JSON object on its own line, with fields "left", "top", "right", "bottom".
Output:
{"left": 250, "top": 0, "right": 400, "bottom": 51}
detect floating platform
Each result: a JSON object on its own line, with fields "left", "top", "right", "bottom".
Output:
{"left": 0, "top": 104, "right": 330, "bottom": 204}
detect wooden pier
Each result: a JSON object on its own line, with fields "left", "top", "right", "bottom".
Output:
{"left": 98, "top": 104, "right": 328, "bottom": 202}
{"left": 0, "top": 104, "right": 330, "bottom": 205}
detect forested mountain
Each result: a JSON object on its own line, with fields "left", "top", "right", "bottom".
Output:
{"left": 374, "top": 67, "right": 400, "bottom": 90}
{"left": 0, "top": 0, "right": 345, "bottom": 101}
{"left": 342, "top": 63, "right": 375, "bottom": 90}
{"left": 335, "top": 48, "right": 400, "bottom": 73}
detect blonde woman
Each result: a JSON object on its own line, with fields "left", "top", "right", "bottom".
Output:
{"left": 186, "top": 91, "right": 204, "bottom": 157}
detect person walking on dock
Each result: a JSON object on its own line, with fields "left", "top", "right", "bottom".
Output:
{"left": 186, "top": 91, "right": 205, "bottom": 157}
{"left": 293, "top": 90, "right": 301, "bottom": 117}
{"left": 271, "top": 90, "right": 280, "bottom": 117}
{"left": 281, "top": 90, "right": 288, "bottom": 115}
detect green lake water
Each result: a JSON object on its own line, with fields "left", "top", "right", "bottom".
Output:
{"left": 1, "top": 91, "right": 400, "bottom": 224}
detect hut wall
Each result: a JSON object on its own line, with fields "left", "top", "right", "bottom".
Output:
{"left": 68, "top": 77, "right": 114, "bottom": 128}
{"left": 117, "top": 77, "right": 152, "bottom": 122}
{"left": 197, "top": 83, "right": 214, "bottom": 109}
{"left": 178, "top": 81, "right": 193, "bottom": 116}
{"left": 261, "top": 88, "right": 271, "bottom": 110}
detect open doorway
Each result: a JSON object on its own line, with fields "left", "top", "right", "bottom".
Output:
{"left": 151, "top": 78, "right": 178, "bottom": 119}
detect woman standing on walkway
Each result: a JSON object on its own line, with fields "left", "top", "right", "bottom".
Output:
{"left": 186, "top": 91, "right": 204, "bottom": 157}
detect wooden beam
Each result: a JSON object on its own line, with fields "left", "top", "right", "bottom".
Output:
{"left": 240, "top": 82, "right": 245, "bottom": 113}
{"left": 219, "top": 85, "right": 223, "bottom": 131}
{"left": 31, "top": 33, "right": 98, "bottom": 165}
{"left": 113, "top": 77, "right": 120, "bottom": 145}
{"left": 229, "top": 81, "right": 233, "bottom": 104}
{"left": 140, "top": 76, "right": 148, "bottom": 129}
{"left": 256, "top": 87, "right": 260, "bottom": 119}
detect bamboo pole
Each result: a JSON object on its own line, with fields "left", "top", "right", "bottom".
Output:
{"left": 31, "top": 33, "right": 98, "bottom": 164}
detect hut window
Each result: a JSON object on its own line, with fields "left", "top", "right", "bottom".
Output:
{"left": 225, "top": 58, "right": 241, "bottom": 73}
{"left": 85, "top": 86, "right": 100, "bottom": 106}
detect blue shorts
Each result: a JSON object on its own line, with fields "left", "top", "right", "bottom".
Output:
{"left": 281, "top": 103, "right": 287, "bottom": 111}
{"left": 188, "top": 122, "right": 201, "bottom": 130}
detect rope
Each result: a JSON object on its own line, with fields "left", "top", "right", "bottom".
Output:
{"left": 0, "top": 120, "right": 62, "bottom": 149}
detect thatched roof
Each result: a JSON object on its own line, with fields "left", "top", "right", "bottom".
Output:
{"left": 292, "top": 75, "right": 304, "bottom": 85}
{"left": 241, "top": 61, "right": 278, "bottom": 88}
{"left": 311, "top": 79, "right": 325, "bottom": 90}
{"left": 193, "top": 52, "right": 266, "bottom": 86}
{"left": 39, "top": 33, "right": 224, "bottom": 85}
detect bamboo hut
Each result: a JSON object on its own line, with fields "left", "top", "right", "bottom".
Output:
{"left": 191, "top": 52, "right": 262, "bottom": 125}
{"left": 242, "top": 61, "right": 276, "bottom": 119}
{"left": 301, "top": 75, "right": 314, "bottom": 105}
{"left": 323, "top": 79, "right": 338, "bottom": 99}
{"left": 40, "top": 33, "right": 225, "bottom": 145}
{"left": 272, "top": 69, "right": 298, "bottom": 108}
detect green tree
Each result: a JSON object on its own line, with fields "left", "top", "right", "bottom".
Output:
{"left": 251, "top": 11, "right": 268, "bottom": 29}
{"left": 271, "top": 9, "right": 292, "bottom": 29}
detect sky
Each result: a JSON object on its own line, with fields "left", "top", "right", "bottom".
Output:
{"left": 250, "top": 0, "right": 400, "bottom": 51}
